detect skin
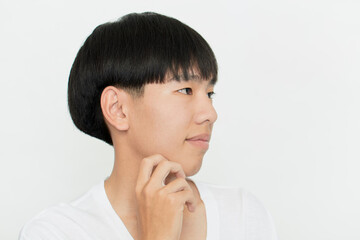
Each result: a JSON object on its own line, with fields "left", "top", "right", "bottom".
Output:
{"left": 100, "top": 71, "right": 217, "bottom": 239}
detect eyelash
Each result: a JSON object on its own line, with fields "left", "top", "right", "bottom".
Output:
{"left": 177, "top": 88, "right": 216, "bottom": 99}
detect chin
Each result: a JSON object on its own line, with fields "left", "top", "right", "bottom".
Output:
{"left": 183, "top": 159, "right": 203, "bottom": 177}
{"left": 164, "top": 150, "right": 205, "bottom": 176}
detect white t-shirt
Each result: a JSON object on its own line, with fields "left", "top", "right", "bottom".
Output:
{"left": 19, "top": 178, "right": 278, "bottom": 240}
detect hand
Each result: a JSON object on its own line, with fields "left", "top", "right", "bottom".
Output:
{"left": 135, "top": 154, "right": 196, "bottom": 240}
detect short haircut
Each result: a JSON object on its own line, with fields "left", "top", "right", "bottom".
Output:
{"left": 67, "top": 12, "right": 218, "bottom": 146}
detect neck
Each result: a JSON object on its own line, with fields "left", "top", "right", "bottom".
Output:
{"left": 104, "top": 143, "right": 143, "bottom": 218}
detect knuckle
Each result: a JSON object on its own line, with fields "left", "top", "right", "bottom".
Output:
{"left": 167, "top": 195, "right": 178, "bottom": 205}
{"left": 135, "top": 185, "right": 141, "bottom": 195}
{"left": 183, "top": 189, "right": 193, "bottom": 199}
{"left": 177, "top": 176, "right": 188, "bottom": 185}
{"left": 155, "top": 153, "right": 164, "bottom": 158}
{"left": 177, "top": 177, "right": 187, "bottom": 185}
{"left": 142, "top": 184, "right": 153, "bottom": 197}
{"left": 159, "top": 159, "right": 170, "bottom": 168}
{"left": 157, "top": 188, "right": 166, "bottom": 197}
{"left": 187, "top": 188, "right": 195, "bottom": 195}
{"left": 172, "top": 161, "right": 182, "bottom": 169}
{"left": 151, "top": 153, "right": 165, "bottom": 160}
{"left": 141, "top": 157, "right": 150, "bottom": 166}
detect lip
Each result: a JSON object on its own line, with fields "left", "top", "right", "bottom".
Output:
{"left": 186, "top": 133, "right": 210, "bottom": 141}
{"left": 186, "top": 133, "right": 210, "bottom": 150}
{"left": 186, "top": 139, "right": 209, "bottom": 150}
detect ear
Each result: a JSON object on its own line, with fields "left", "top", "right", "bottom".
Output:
{"left": 100, "top": 86, "right": 130, "bottom": 131}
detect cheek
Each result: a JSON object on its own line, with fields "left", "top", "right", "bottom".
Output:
{"left": 141, "top": 103, "right": 204, "bottom": 176}
{"left": 150, "top": 104, "right": 187, "bottom": 143}
{"left": 131, "top": 96, "right": 192, "bottom": 158}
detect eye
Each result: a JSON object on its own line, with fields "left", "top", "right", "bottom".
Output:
{"left": 177, "top": 88, "right": 193, "bottom": 95}
{"left": 177, "top": 88, "right": 216, "bottom": 99}
{"left": 208, "top": 91, "right": 216, "bottom": 99}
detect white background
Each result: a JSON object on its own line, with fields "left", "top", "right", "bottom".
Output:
{"left": 1, "top": 0, "right": 359, "bottom": 239}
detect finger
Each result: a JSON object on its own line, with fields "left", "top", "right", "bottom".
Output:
{"left": 162, "top": 178, "right": 196, "bottom": 212}
{"left": 148, "top": 160, "right": 186, "bottom": 188}
{"left": 170, "top": 189, "right": 197, "bottom": 213}
{"left": 160, "top": 177, "right": 191, "bottom": 194}
{"left": 136, "top": 154, "right": 166, "bottom": 193}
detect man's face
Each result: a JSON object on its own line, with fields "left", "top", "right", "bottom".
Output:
{"left": 127, "top": 74, "right": 217, "bottom": 176}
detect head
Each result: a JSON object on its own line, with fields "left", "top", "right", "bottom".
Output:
{"left": 68, "top": 12, "right": 218, "bottom": 175}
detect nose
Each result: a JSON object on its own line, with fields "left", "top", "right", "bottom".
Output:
{"left": 194, "top": 94, "right": 218, "bottom": 125}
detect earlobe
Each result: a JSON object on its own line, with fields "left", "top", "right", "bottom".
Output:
{"left": 100, "top": 86, "right": 129, "bottom": 131}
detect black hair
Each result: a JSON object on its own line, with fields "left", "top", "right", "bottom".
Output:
{"left": 67, "top": 12, "right": 218, "bottom": 146}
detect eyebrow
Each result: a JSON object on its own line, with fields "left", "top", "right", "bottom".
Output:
{"left": 170, "top": 74, "right": 215, "bottom": 87}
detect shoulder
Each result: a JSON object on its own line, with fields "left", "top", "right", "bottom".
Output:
{"left": 193, "top": 179, "right": 245, "bottom": 205}
{"left": 241, "top": 189, "right": 279, "bottom": 240}
{"left": 193, "top": 179, "right": 278, "bottom": 240}
{"left": 19, "top": 204, "right": 70, "bottom": 240}
{"left": 19, "top": 182, "right": 104, "bottom": 240}
{"left": 193, "top": 179, "right": 273, "bottom": 217}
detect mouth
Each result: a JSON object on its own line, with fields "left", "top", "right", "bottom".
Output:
{"left": 186, "top": 139, "right": 209, "bottom": 150}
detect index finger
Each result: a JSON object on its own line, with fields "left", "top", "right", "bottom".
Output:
{"left": 136, "top": 154, "right": 186, "bottom": 192}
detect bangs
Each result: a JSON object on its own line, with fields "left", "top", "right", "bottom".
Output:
{"left": 85, "top": 12, "right": 218, "bottom": 89}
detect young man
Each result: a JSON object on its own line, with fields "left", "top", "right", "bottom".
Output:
{"left": 19, "top": 12, "right": 278, "bottom": 240}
